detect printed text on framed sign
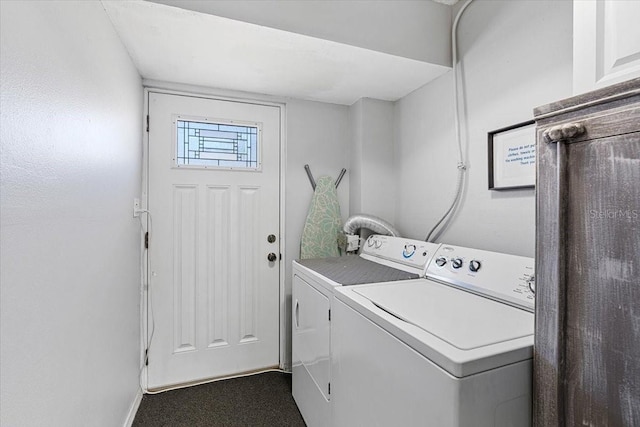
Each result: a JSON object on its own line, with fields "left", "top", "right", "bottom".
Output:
{"left": 488, "top": 120, "right": 536, "bottom": 190}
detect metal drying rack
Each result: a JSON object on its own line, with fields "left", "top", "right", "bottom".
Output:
{"left": 304, "top": 164, "right": 347, "bottom": 190}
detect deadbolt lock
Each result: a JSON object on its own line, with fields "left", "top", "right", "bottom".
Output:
{"left": 267, "top": 234, "right": 276, "bottom": 243}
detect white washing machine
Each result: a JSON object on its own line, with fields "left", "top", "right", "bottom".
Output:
{"left": 292, "top": 235, "right": 442, "bottom": 427}
{"left": 331, "top": 244, "right": 535, "bottom": 427}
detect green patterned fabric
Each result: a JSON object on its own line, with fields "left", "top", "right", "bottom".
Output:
{"left": 300, "top": 175, "right": 342, "bottom": 259}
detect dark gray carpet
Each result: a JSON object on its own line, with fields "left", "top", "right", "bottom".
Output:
{"left": 133, "top": 372, "right": 306, "bottom": 427}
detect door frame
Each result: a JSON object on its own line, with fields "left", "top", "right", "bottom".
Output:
{"left": 140, "top": 86, "right": 287, "bottom": 389}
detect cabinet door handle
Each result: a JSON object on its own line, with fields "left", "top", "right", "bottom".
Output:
{"left": 294, "top": 299, "right": 300, "bottom": 329}
{"left": 543, "top": 122, "right": 585, "bottom": 143}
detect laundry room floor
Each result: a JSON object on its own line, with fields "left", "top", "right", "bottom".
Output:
{"left": 133, "top": 371, "right": 305, "bottom": 426}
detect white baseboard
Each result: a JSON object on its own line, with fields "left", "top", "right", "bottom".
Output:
{"left": 124, "top": 389, "right": 143, "bottom": 427}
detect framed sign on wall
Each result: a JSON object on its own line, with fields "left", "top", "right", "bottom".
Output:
{"left": 488, "top": 120, "right": 536, "bottom": 190}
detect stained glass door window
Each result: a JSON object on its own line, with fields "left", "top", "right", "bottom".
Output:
{"left": 175, "top": 118, "right": 260, "bottom": 170}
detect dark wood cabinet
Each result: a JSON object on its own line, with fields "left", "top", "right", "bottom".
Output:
{"left": 533, "top": 78, "right": 640, "bottom": 426}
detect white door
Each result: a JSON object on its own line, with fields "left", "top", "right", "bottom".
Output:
{"left": 146, "top": 92, "right": 281, "bottom": 389}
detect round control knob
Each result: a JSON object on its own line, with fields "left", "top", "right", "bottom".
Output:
{"left": 374, "top": 240, "right": 382, "bottom": 249}
{"left": 435, "top": 257, "right": 447, "bottom": 267}
{"left": 403, "top": 244, "right": 416, "bottom": 258}
{"left": 367, "top": 238, "right": 375, "bottom": 247}
{"left": 451, "top": 258, "right": 463, "bottom": 269}
{"left": 469, "top": 260, "right": 481, "bottom": 272}
{"left": 267, "top": 253, "right": 277, "bottom": 262}
{"left": 527, "top": 275, "right": 535, "bottom": 294}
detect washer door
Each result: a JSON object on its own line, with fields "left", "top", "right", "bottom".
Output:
{"left": 292, "top": 274, "right": 330, "bottom": 400}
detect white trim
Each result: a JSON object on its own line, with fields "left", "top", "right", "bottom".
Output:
{"left": 279, "top": 98, "right": 288, "bottom": 371}
{"left": 141, "top": 83, "right": 288, "bottom": 379}
{"left": 123, "top": 389, "right": 143, "bottom": 427}
{"left": 143, "top": 79, "right": 295, "bottom": 106}
{"left": 140, "top": 88, "right": 150, "bottom": 393}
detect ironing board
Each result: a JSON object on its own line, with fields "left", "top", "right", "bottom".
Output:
{"left": 300, "top": 175, "right": 342, "bottom": 259}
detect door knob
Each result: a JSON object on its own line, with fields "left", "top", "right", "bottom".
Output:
{"left": 267, "top": 253, "right": 278, "bottom": 262}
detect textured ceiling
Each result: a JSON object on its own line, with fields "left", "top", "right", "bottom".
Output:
{"left": 102, "top": 1, "right": 451, "bottom": 105}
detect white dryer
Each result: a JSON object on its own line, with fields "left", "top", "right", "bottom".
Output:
{"left": 292, "top": 235, "right": 442, "bottom": 427}
{"left": 331, "top": 244, "right": 535, "bottom": 427}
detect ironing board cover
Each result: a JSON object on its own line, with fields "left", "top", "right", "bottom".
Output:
{"left": 300, "top": 175, "right": 342, "bottom": 259}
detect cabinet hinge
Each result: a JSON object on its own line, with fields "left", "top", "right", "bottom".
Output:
{"left": 328, "top": 309, "right": 331, "bottom": 321}
{"left": 145, "top": 349, "right": 149, "bottom": 366}
{"left": 328, "top": 382, "right": 331, "bottom": 395}
{"left": 146, "top": 115, "right": 149, "bottom": 132}
{"left": 144, "top": 232, "right": 149, "bottom": 249}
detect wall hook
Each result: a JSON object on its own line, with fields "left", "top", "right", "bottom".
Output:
{"left": 304, "top": 164, "right": 347, "bottom": 190}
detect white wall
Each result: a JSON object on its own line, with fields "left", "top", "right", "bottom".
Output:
{"left": 0, "top": 1, "right": 142, "bottom": 426}
{"left": 349, "top": 98, "right": 396, "bottom": 224}
{"left": 394, "top": 0, "right": 573, "bottom": 257}
{"left": 284, "top": 99, "right": 350, "bottom": 368}
{"left": 349, "top": 100, "right": 363, "bottom": 215}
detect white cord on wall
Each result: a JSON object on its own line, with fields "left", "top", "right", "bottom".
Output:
{"left": 425, "top": 0, "right": 474, "bottom": 242}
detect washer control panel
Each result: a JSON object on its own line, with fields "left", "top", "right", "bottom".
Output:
{"left": 427, "top": 245, "right": 535, "bottom": 312}
{"left": 361, "top": 235, "right": 441, "bottom": 272}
